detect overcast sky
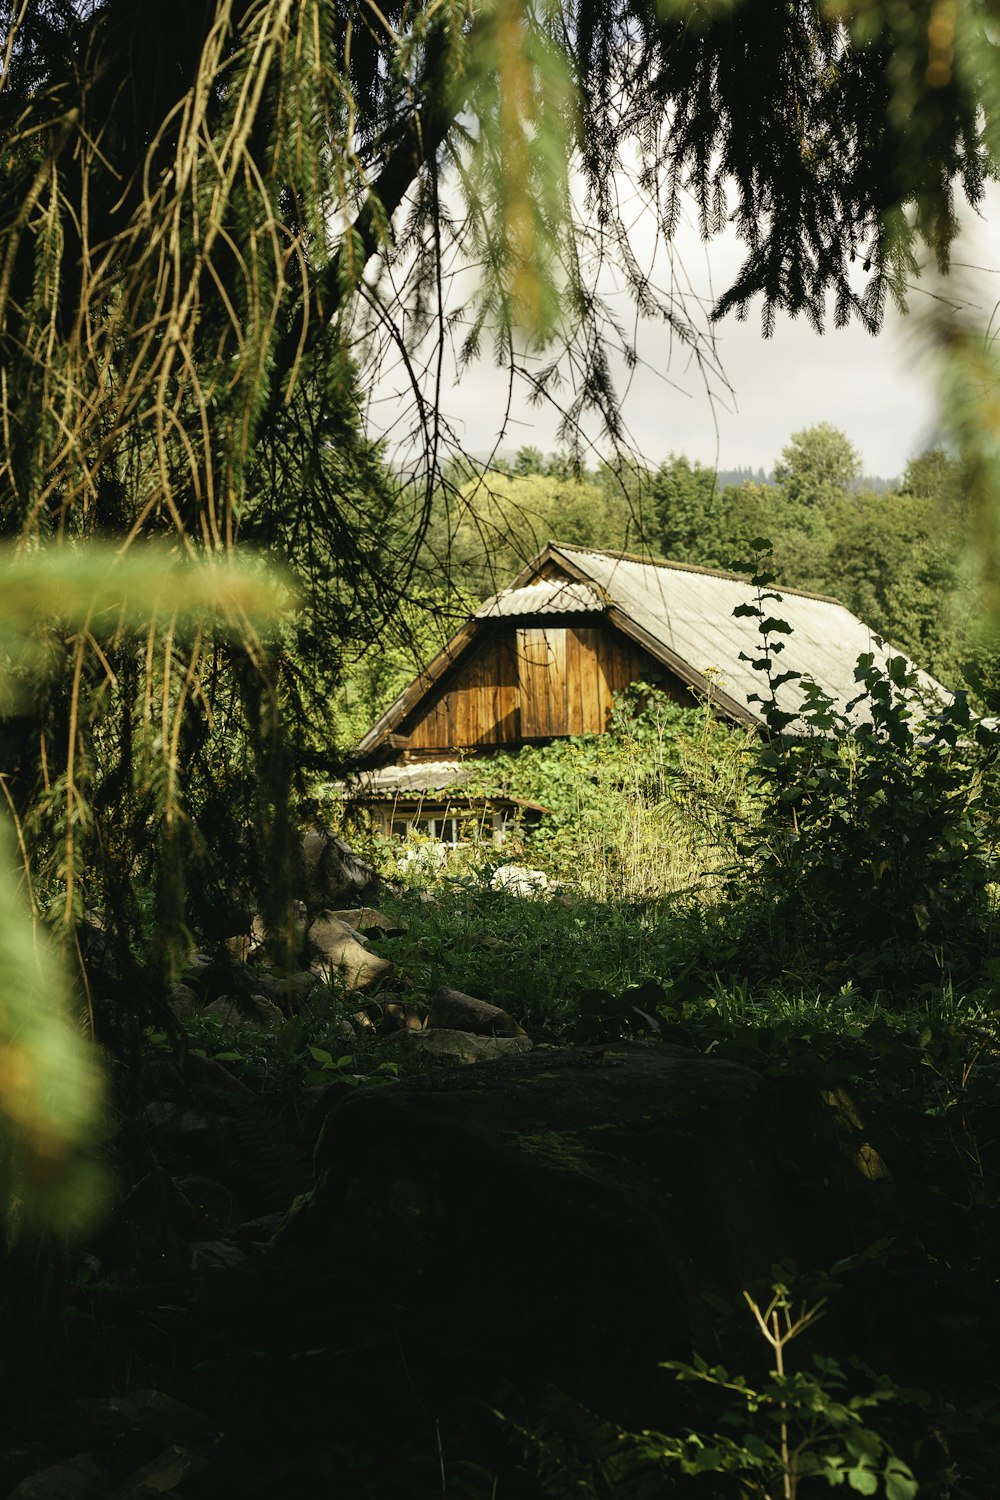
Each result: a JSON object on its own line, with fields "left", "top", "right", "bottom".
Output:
{"left": 363, "top": 185, "right": 1000, "bottom": 482}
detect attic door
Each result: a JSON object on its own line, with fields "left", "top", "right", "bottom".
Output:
{"left": 518, "top": 627, "right": 569, "bottom": 737}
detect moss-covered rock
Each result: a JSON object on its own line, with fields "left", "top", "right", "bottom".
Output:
{"left": 279, "top": 1042, "right": 875, "bottom": 1412}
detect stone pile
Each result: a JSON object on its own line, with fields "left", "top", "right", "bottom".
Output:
{"left": 165, "top": 823, "right": 535, "bottom": 1063}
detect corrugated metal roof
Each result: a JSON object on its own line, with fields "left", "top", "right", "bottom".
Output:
{"left": 546, "top": 544, "right": 947, "bottom": 727}
{"left": 352, "top": 760, "right": 471, "bottom": 795}
{"left": 341, "top": 760, "right": 550, "bottom": 813}
{"left": 476, "top": 579, "right": 605, "bottom": 618}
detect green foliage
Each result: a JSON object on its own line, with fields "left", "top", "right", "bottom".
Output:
{"left": 0, "top": 543, "right": 289, "bottom": 1236}
{"left": 728, "top": 549, "right": 999, "bottom": 984}
{"left": 177, "top": 997, "right": 407, "bottom": 1097}
{"left": 646, "top": 454, "right": 720, "bottom": 560}
{"left": 373, "top": 885, "right": 639, "bottom": 1035}
{"left": 0, "top": 808, "right": 107, "bottom": 1239}
{"left": 451, "top": 0, "right": 576, "bottom": 345}
{"left": 451, "top": 685, "right": 755, "bottom": 897}
{"left": 518, "top": 1284, "right": 920, "bottom": 1499}
{"left": 616, "top": 428, "right": 974, "bottom": 692}
{"left": 774, "top": 423, "right": 862, "bottom": 508}
{"left": 824, "top": 487, "right": 969, "bottom": 685}
{"left": 427, "top": 468, "right": 636, "bottom": 600}
{"left": 899, "top": 449, "right": 963, "bottom": 506}
{"left": 330, "top": 587, "right": 477, "bottom": 750}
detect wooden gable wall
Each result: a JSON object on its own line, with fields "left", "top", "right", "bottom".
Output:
{"left": 397, "top": 619, "right": 686, "bottom": 754}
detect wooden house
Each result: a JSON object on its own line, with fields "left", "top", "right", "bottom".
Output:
{"left": 350, "top": 542, "right": 947, "bottom": 839}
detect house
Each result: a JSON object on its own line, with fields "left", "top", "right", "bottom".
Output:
{"left": 349, "top": 542, "right": 947, "bottom": 839}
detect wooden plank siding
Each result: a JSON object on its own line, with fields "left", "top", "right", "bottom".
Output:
{"left": 403, "top": 630, "right": 520, "bottom": 751}
{"left": 399, "top": 619, "right": 684, "bottom": 754}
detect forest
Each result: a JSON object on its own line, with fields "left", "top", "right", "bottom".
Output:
{"left": 3, "top": 1, "right": 1000, "bottom": 1498}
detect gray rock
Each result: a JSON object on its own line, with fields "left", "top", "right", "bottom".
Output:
{"left": 306, "top": 912, "right": 393, "bottom": 991}
{"left": 330, "top": 906, "right": 403, "bottom": 934}
{"left": 142, "top": 1103, "right": 214, "bottom": 1135}
{"left": 284, "top": 1042, "right": 887, "bottom": 1398}
{"left": 489, "top": 864, "right": 551, "bottom": 897}
{"left": 114, "top": 1442, "right": 216, "bottom": 1498}
{"left": 300, "top": 827, "right": 379, "bottom": 915}
{"left": 397, "top": 1029, "right": 533, "bottom": 1064}
{"left": 250, "top": 902, "right": 307, "bottom": 965}
{"left": 222, "top": 934, "right": 252, "bottom": 963}
{"left": 140, "top": 1056, "right": 254, "bottom": 1115}
{"left": 6, "top": 1454, "right": 110, "bottom": 1500}
{"left": 166, "top": 983, "right": 198, "bottom": 1022}
{"left": 188, "top": 1240, "right": 245, "bottom": 1270}
{"left": 202, "top": 994, "right": 285, "bottom": 1031}
{"left": 274, "top": 970, "right": 322, "bottom": 1012}
{"left": 182, "top": 1055, "right": 256, "bottom": 1108}
{"left": 138, "top": 1107, "right": 240, "bottom": 1180}
{"left": 427, "top": 987, "right": 525, "bottom": 1037}
{"left": 180, "top": 953, "right": 212, "bottom": 987}
{"left": 234, "top": 1211, "right": 285, "bottom": 1243}
{"left": 380, "top": 1000, "right": 423, "bottom": 1033}
{"left": 171, "top": 1175, "right": 243, "bottom": 1236}
{"left": 244, "top": 972, "right": 280, "bottom": 1004}
{"left": 75, "top": 1389, "right": 219, "bottom": 1443}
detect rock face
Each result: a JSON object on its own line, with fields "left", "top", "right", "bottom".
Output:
{"left": 281, "top": 1044, "right": 879, "bottom": 1406}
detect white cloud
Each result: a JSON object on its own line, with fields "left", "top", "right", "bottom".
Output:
{"left": 362, "top": 180, "right": 1000, "bottom": 480}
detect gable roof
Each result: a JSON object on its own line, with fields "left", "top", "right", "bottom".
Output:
{"left": 355, "top": 542, "right": 948, "bottom": 757}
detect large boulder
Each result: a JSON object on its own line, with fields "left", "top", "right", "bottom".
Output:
{"left": 202, "top": 994, "right": 286, "bottom": 1032}
{"left": 306, "top": 911, "right": 393, "bottom": 991}
{"left": 396, "top": 1028, "right": 533, "bottom": 1064}
{"left": 299, "top": 827, "right": 379, "bottom": 915}
{"left": 280, "top": 1043, "right": 883, "bottom": 1410}
{"left": 426, "top": 986, "right": 525, "bottom": 1036}
{"left": 6, "top": 1453, "right": 111, "bottom": 1500}
{"left": 331, "top": 907, "right": 404, "bottom": 935}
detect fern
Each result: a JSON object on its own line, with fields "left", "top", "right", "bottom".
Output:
{"left": 227, "top": 1091, "right": 312, "bottom": 1213}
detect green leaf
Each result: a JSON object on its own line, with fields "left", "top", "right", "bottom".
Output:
{"left": 845, "top": 1431, "right": 882, "bottom": 1463}
{"left": 309, "top": 1046, "right": 334, "bottom": 1066}
{"left": 884, "top": 1461, "right": 919, "bottom": 1500}
{"left": 846, "top": 1466, "right": 878, "bottom": 1495}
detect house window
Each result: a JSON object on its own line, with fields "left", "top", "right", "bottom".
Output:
{"left": 391, "top": 814, "right": 461, "bottom": 846}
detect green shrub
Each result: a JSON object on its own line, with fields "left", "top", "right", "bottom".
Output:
{"left": 728, "top": 551, "right": 1000, "bottom": 986}
{"left": 438, "top": 686, "right": 757, "bottom": 900}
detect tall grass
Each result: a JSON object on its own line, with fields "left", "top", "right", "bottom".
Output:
{"left": 573, "top": 695, "right": 757, "bottom": 902}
